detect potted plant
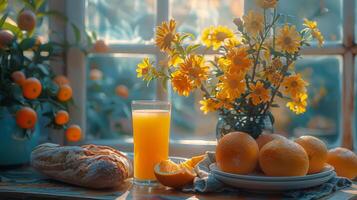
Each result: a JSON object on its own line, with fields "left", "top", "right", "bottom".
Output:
{"left": 0, "top": 0, "right": 102, "bottom": 165}
{"left": 136, "top": 0, "right": 324, "bottom": 139}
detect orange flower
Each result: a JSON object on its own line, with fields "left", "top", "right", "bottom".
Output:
{"left": 171, "top": 71, "right": 193, "bottom": 96}
{"left": 248, "top": 81, "right": 270, "bottom": 105}
{"left": 226, "top": 47, "right": 252, "bottom": 74}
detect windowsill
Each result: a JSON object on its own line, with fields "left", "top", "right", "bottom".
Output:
{"left": 84, "top": 138, "right": 217, "bottom": 157}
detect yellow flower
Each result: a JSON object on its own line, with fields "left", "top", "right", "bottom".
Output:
{"left": 179, "top": 55, "right": 209, "bottom": 86}
{"left": 303, "top": 18, "right": 324, "bottom": 47}
{"left": 248, "top": 81, "right": 270, "bottom": 105}
{"left": 201, "top": 26, "right": 235, "bottom": 50}
{"left": 226, "top": 47, "right": 252, "bottom": 73}
{"left": 137, "top": 58, "right": 153, "bottom": 80}
{"left": 168, "top": 52, "right": 184, "bottom": 67}
{"left": 215, "top": 91, "right": 234, "bottom": 110}
{"left": 201, "top": 26, "right": 214, "bottom": 48}
{"left": 224, "top": 37, "right": 241, "bottom": 49}
{"left": 276, "top": 24, "right": 302, "bottom": 54}
{"left": 311, "top": 29, "right": 324, "bottom": 47}
{"left": 171, "top": 71, "right": 193, "bottom": 96}
{"left": 199, "top": 98, "right": 220, "bottom": 114}
{"left": 216, "top": 57, "right": 231, "bottom": 71}
{"left": 256, "top": 0, "right": 278, "bottom": 9}
{"left": 286, "top": 93, "right": 308, "bottom": 114}
{"left": 303, "top": 18, "right": 317, "bottom": 30}
{"left": 243, "top": 11, "right": 264, "bottom": 37}
{"left": 155, "top": 19, "right": 178, "bottom": 52}
{"left": 217, "top": 72, "right": 246, "bottom": 99}
{"left": 281, "top": 73, "right": 308, "bottom": 98}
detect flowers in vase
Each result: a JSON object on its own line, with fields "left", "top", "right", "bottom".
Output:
{"left": 136, "top": 1, "right": 324, "bottom": 128}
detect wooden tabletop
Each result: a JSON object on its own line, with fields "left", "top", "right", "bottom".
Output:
{"left": 0, "top": 166, "right": 356, "bottom": 200}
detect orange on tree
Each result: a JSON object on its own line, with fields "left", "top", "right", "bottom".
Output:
{"left": 53, "top": 75, "right": 70, "bottom": 86}
{"left": 57, "top": 84, "right": 73, "bottom": 102}
{"left": 154, "top": 155, "right": 205, "bottom": 188}
{"left": 65, "top": 125, "right": 82, "bottom": 142}
{"left": 16, "top": 107, "right": 37, "bottom": 129}
{"left": 54, "top": 110, "right": 69, "bottom": 125}
{"left": 295, "top": 135, "right": 328, "bottom": 174}
{"left": 93, "top": 39, "right": 109, "bottom": 53}
{"left": 216, "top": 132, "right": 259, "bottom": 174}
{"left": 89, "top": 68, "right": 103, "bottom": 80}
{"left": 259, "top": 139, "right": 309, "bottom": 176}
{"left": 115, "top": 85, "right": 129, "bottom": 99}
{"left": 11, "top": 71, "right": 26, "bottom": 86}
{"left": 17, "top": 10, "right": 36, "bottom": 31}
{"left": 0, "top": 30, "right": 14, "bottom": 48}
{"left": 327, "top": 147, "right": 357, "bottom": 179}
{"left": 256, "top": 133, "right": 286, "bottom": 149}
{"left": 22, "top": 77, "right": 42, "bottom": 99}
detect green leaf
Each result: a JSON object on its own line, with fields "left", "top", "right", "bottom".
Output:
{"left": 186, "top": 44, "right": 200, "bottom": 53}
{"left": 92, "top": 31, "right": 97, "bottom": 41}
{"left": 36, "top": 64, "right": 49, "bottom": 75}
{"left": 0, "top": 12, "right": 8, "bottom": 27}
{"left": 34, "top": 0, "right": 45, "bottom": 10}
{"left": 20, "top": 37, "right": 36, "bottom": 50}
{"left": 0, "top": 0, "right": 8, "bottom": 12}
{"left": 71, "top": 23, "right": 81, "bottom": 44}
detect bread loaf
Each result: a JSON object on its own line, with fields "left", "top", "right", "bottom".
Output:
{"left": 31, "top": 143, "right": 133, "bottom": 189}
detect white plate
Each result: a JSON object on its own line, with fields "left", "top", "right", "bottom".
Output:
{"left": 210, "top": 163, "right": 334, "bottom": 182}
{"left": 212, "top": 170, "right": 336, "bottom": 191}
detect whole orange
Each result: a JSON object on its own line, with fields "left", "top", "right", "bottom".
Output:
{"left": 17, "top": 10, "right": 36, "bottom": 31}
{"left": 295, "top": 135, "right": 328, "bottom": 174}
{"left": 55, "top": 110, "right": 69, "bottom": 125}
{"left": 57, "top": 84, "right": 73, "bottom": 102}
{"left": 93, "top": 40, "right": 109, "bottom": 53}
{"left": 259, "top": 139, "right": 309, "bottom": 176}
{"left": 256, "top": 133, "right": 286, "bottom": 149}
{"left": 216, "top": 132, "right": 259, "bottom": 174}
{"left": 0, "top": 30, "right": 14, "bottom": 48}
{"left": 22, "top": 77, "right": 42, "bottom": 99}
{"left": 65, "top": 125, "right": 82, "bottom": 142}
{"left": 11, "top": 71, "right": 26, "bottom": 86}
{"left": 327, "top": 147, "right": 357, "bottom": 179}
{"left": 16, "top": 107, "right": 37, "bottom": 129}
{"left": 115, "top": 85, "right": 129, "bottom": 99}
{"left": 53, "top": 75, "right": 70, "bottom": 86}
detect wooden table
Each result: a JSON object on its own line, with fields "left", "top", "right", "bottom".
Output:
{"left": 0, "top": 166, "right": 356, "bottom": 200}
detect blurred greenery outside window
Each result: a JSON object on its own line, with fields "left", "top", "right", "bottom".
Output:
{"left": 85, "top": 0, "right": 349, "bottom": 147}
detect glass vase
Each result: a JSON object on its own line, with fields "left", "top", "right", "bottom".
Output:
{"left": 216, "top": 111, "right": 274, "bottom": 140}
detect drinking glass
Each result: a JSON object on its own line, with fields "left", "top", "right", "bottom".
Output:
{"left": 131, "top": 100, "right": 171, "bottom": 186}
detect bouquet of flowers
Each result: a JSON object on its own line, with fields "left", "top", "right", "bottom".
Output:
{"left": 136, "top": 0, "right": 324, "bottom": 138}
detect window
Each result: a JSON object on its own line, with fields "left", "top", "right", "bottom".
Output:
{"left": 63, "top": 0, "right": 355, "bottom": 153}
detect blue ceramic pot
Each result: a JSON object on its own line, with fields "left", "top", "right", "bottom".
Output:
{"left": 0, "top": 109, "right": 40, "bottom": 166}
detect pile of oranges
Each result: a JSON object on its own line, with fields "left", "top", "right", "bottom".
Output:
{"left": 216, "top": 132, "right": 357, "bottom": 179}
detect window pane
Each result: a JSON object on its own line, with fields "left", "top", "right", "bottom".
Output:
{"left": 277, "top": 0, "right": 342, "bottom": 44}
{"left": 171, "top": 92, "right": 217, "bottom": 140}
{"left": 85, "top": 0, "right": 156, "bottom": 43}
{"left": 86, "top": 55, "right": 156, "bottom": 139}
{"left": 272, "top": 56, "right": 342, "bottom": 145}
{"left": 171, "top": 0, "right": 244, "bottom": 38}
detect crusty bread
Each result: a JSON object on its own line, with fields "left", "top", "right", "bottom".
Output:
{"left": 31, "top": 143, "right": 133, "bottom": 189}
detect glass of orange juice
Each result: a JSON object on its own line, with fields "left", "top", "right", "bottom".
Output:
{"left": 131, "top": 100, "right": 171, "bottom": 186}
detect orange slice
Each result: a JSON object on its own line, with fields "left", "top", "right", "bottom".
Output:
{"left": 154, "top": 155, "right": 205, "bottom": 188}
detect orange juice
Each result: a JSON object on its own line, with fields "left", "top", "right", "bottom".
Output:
{"left": 132, "top": 109, "right": 171, "bottom": 181}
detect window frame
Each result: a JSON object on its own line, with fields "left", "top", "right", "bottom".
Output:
{"left": 61, "top": 0, "right": 355, "bottom": 152}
